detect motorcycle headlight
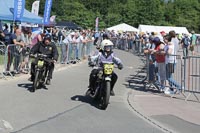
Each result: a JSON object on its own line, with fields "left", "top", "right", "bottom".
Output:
{"left": 37, "top": 60, "right": 44, "bottom": 67}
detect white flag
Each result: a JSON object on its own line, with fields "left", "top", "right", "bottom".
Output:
{"left": 31, "top": 0, "right": 40, "bottom": 16}
{"left": 50, "top": 15, "right": 56, "bottom": 22}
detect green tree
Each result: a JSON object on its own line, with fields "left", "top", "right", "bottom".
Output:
{"left": 24, "top": 0, "right": 200, "bottom": 32}
{"left": 134, "top": 0, "right": 164, "bottom": 26}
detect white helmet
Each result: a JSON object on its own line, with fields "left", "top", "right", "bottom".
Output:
{"left": 100, "top": 39, "right": 113, "bottom": 50}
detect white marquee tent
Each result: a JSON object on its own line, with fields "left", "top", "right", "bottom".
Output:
{"left": 107, "top": 23, "right": 139, "bottom": 32}
{"left": 138, "top": 24, "right": 189, "bottom": 34}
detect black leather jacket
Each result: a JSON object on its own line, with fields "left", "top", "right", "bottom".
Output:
{"left": 30, "top": 42, "right": 59, "bottom": 61}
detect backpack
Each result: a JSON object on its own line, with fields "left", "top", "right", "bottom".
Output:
{"left": 4, "top": 33, "right": 11, "bottom": 44}
{"left": 183, "top": 37, "right": 190, "bottom": 46}
{"left": 58, "top": 30, "right": 65, "bottom": 42}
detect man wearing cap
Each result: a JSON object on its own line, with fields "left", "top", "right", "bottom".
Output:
{"left": 152, "top": 37, "right": 166, "bottom": 91}
{"left": 160, "top": 31, "right": 166, "bottom": 37}
{"left": 144, "top": 36, "right": 156, "bottom": 82}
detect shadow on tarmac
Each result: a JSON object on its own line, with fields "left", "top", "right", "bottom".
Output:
{"left": 124, "top": 65, "right": 164, "bottom": 95}
{"left": 124, "top": 66, "right": 200, "bottom": 103}
{"left": 18, "top": 83, "right": 48, "bottom": 93}
{"left": 71, "top": 94, "right": 104, "bottom": 110}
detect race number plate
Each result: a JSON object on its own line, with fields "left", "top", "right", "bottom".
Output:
{"left": 104, "top": 64, "right": 114, "bottom": 75}
{"left": 37, "top": 60, "right": 44, "bottom": 67}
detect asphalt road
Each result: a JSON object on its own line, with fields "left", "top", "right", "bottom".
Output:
{"left": 0, "top": 49, "right": 164, "bottom": 133}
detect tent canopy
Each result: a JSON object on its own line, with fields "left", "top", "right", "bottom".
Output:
{"left": 0, "top": 0, "right": 43, "bottom": 24}
{"left": 107, "top": 23, "right": 139, "bottom": 32}
{"left": 56, "top": 21, "right": 82, "bottom": 30}
{"left": 138, "top": 24, "right": 189, "bottom": 34}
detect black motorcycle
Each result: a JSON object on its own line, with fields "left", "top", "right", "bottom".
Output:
{"left": 30, "top": 53, "right": 52, "bottom": 92}
{"left": 86, "top": 62, "right": 114, "bottom": 110}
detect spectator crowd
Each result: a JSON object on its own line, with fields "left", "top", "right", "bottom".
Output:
{"left": 1, "top": 23, "right": 200, "bottom": 92}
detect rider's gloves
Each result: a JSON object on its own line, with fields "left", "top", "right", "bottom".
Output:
{"left": 53, "top": 60, "right": 57, "bottom": 63}
{"left": 29, "top": 54, "right": 37, "bottom": 58}
{"left": 118, "top": 63, "right": 123, "bottom": 70}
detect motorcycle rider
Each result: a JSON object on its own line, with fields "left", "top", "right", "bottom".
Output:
{"left": 87, "top": 39, "right": 123, "bottom": 96}
{"left": 29, "top": 34, "right": 59, "bottom": 85}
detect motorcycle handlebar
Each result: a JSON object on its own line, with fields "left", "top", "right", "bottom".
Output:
{"left": 30, "top": 53, "right": 48, "bottom": 58}
{"left": 30, "top": 53, "right": 55, "bottom": 63}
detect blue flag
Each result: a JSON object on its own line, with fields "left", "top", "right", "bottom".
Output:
{"left": 0, "top": 20, "right": 3, "bottom": 31}
{"left": 43, "top": 0, "right": 53, "bottom": 24}
{"left": 14, "top": 0, "right": 25, "bottom": 21}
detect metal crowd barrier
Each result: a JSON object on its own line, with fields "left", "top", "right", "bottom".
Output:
{"left": 140, "top": 53, "right": 200, "bottom": 101}
{"left": 59, "top": 41, "right": 93, "bottom": 64}
{"left": 0, "top": 41, "right": 6, "bottom": 79}
{"left": 166, "top": 54, "right": 185, "bottom": 98}
{"left": 143, "top": 53, "right": 159, "bottom": 90}
{"left": 112, "top": 37, "right": 143, "bottom": 55}
{"left": 0, "top": 40, "right": 94, "bottom": 80}
{"left": 184, "top": 56, "right": 200, "bottom": 101}
{"left": 4, "top": 44, "right": 23, "bottom": 77}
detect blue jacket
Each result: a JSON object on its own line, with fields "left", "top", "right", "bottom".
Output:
{"left": 92, "top": 51, "right": 123, "bottom": 68}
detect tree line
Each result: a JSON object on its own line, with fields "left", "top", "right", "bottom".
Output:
{"left": 25, "top": 0, "right": 200, "bottom": 33}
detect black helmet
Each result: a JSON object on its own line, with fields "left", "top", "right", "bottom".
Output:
{"left": 102, "top": 33, "right": 109, "bottom": 40}
{"left": 43, "top": 34, "right": 51, "bottom": 42}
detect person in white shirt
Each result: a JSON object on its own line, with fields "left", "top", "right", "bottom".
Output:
{"left": 164, "top": 35, "right": 181, "bottom": 94}
{"left": 169, "top": 30, "right": 179, "bottom": 54}
{"left": 61, "top": 32, "right": 70, "bottom": 64}
{"left": 67, "top": 32, "right": 76, "bottom": 63}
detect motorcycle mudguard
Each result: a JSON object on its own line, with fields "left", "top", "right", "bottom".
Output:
{"left": 105, "top": 77, "right": 111, "bottom": 81}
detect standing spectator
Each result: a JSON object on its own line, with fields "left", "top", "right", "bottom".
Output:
{"left": 159, "top": 31, "right": 166, "bottom": 42}
{"left": 164, "top": 35, "right": 181, "bottom": 94}
{"left": 160, "top": 31, "right": 166, "bottom": 37}
{"left": 86, "top": 30, "right": 94, "bottom": 56}
{"left": 152, "top": 37, "right": 166, "bottom": 91}
{"left": 122, "top": 32, "right": 127, "bottom": 50}
{"left": 190, "top": 30, "right": 197, "bottom": 55}
{"left": 93, "top": 30, "right": 99, "bottom": 45}
{"left": 2, "top": 24, "right": 11, "bottom": 45}
{"left": 181, "top": 34, "right": 190, "bottom": 57}
{"left": 143, "top": 36, "right": 156, "bottom": 82}
{"left": 52, "top": 28, "right": 58, "bottom": 40}
{"left": 0, "top": 29, "right": 4, "bottom": 42}
{"left": 127, "top": 33, "right": 134, "bottom": 52}
{"left": 80, "top": 32, "right": 88, "bottom": 59}
{"left": 0, "top": 21, "right": 4, "bottom": 42}
{"left": 110, "top": 30, "right": 117, "bottom": 48}
{"left": 31, "top": 30, "right": 44, "bottom": 48}
{"left": 134, "top": 32, "right": 140, "bottom": 52}
{"left": 57, "top": 29, "right": 68, "bottom": 64}
{"left": 67, "top": 32, "right": 76, "bottom": 63}
{"left": 169, "top": 30, "right": 179, "bottom": 54}
{"left": 73, "top": 32, "right": 81, "bottom": 61}
{"left": 7, "top": 28, "right": 25, "bottom": 73}
{"left": 61, "top": 32, "right": 70, "bottom": 64}
{"left": 19, "top": 30, "right": 32, "bottom": 73}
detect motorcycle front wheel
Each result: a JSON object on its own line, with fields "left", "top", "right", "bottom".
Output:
{"left": 100, "top": 81, "right": 110, "bottom": 110}
{"left": 32, "top": 71, "right": 40, "bottom": 92}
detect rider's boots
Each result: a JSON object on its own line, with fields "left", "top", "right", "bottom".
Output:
{"left": 110, "top": 89, "right": 115, "bottom": 96}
